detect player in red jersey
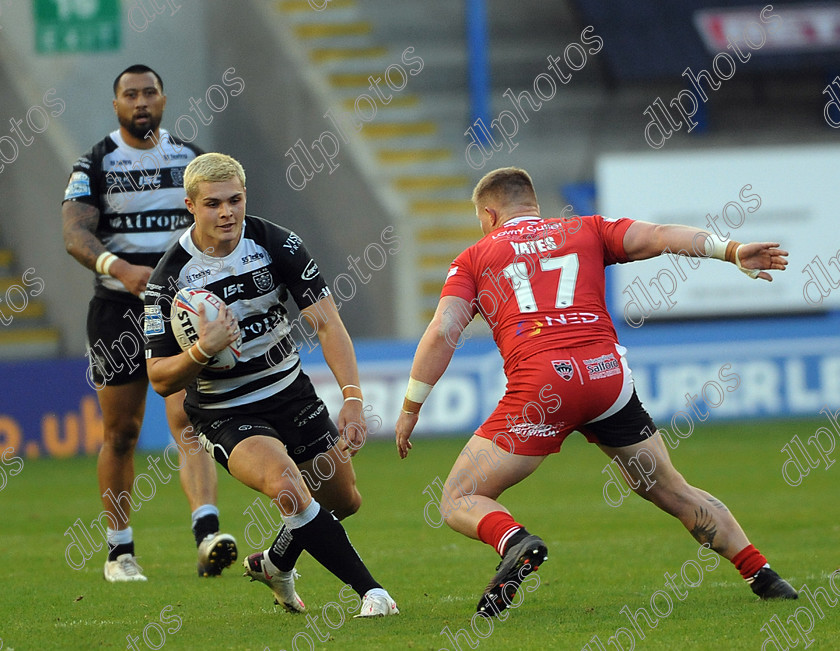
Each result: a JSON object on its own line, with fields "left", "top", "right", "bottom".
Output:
{"left": 395, "top": 167, "right": 795, "bottom": 616}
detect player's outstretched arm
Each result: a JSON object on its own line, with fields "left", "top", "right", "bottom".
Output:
{"left": 396, "top": 295, "right": 473, "bottom": 459}
{"left": 61, "top": 200, "right": 154, "bottom": 296}
{"left": 622, "top": 221, "right": 788, "bottom": 282}
{"left": 147, "top": 303, "right": 239, "bottom": 396}
{"left": 302, "top": 295, "right": 367, "bottom": 455}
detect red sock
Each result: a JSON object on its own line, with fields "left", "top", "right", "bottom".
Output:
{"left": 476, "top": 511, "right": 523, "bottom": 556}
{"left": 732, "top": 544, "right": 768, "bottom": 579}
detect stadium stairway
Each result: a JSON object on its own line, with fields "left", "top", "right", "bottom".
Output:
{"left": 267, "top": 0, "right": 576, "bottom": 325}
{"left": 0, "top": 246, "right": 60, "bottom": 360}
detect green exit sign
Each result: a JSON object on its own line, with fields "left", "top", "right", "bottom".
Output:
{"left": 34, "top": 0, "right": 120, "bottom": 53}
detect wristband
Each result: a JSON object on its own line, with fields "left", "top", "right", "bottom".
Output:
{"left": 344, "top": 396, "right": 363, "bottom": 404}
{"left": 702, "top": 235, "right": 741, "bottom": 263}
{"left": 95, "top": 252, "right": 119, "bottom": 276}
{"left": 187, "top": 345, "right": 209, "bottom": 365}
{"left": 194, "top": 341, "right": 212, "bottom": 359}
{"left": 405, "top": 377, "right": 434, "bottom": 403}
{"left": 341, "top": 384, "right": 363, "bottom": 400}
{"left": 403, "top": 377, "right": 434, "bottom": 414}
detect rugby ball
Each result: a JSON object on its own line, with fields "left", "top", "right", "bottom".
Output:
{"left": 170, "top": 287, "right": 242, "bottom": 370}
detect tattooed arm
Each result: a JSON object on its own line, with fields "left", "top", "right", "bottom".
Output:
{"left": 61, "top": 200, "right": 152, "bottom": 296}
{"left": 62, "top": 200, "right": 107, "bottom": 270}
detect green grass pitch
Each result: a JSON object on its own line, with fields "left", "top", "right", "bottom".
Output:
{"left": 2, "top": 419, "right": 838, "bottom": 650}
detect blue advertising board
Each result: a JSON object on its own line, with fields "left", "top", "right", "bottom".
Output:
{"left": 0, "top": 312, "right": 837, "bottom": 458}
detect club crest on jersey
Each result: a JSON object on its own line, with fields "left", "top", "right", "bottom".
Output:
{"left": 252, "top": 267, "right": 274, "bottom": 293}
{"left": 552, "top": 359, "right": 574, "bottom": 381}
{"left": 169, "top": 166, "right": 185, "bottom": 187}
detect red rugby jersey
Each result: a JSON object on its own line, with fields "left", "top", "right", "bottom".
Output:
{"left": 441, "top": 215, "right": 634, "bottom": 373}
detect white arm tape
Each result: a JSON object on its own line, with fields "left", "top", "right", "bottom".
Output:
{"left": 405, "top": 377, "right": 434, "bottom": 404}
{"left": 702, "top": 234, "right": 728, "bottom": 261}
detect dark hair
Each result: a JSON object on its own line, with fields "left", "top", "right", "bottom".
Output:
{"left": 113, "top": 65, "right": 164, "bottom": 96}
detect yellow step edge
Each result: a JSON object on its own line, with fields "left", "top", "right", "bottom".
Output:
{"left": 362, "top": 122, "right": 436, "bottom": 138}
{"left": 377, "top": 148, "right": 452, "bottom": 164}
{"left": 0, "top": 276, "right": 26, "bottom": 292}
{"left": 278, "top": 0, "right": 355, "bottom": 11}
{"left": 2, "top": 302, "right": 46, "bottom": 319}
{"left": 0, "top": 250, "right": 13, "bottom": 267}
{"left": 0, "top": 326, "right": 60, "bottom": 345}
{"left": 417, "top": 226, "right": 481, "bottom": 242}
{"left": 411, "top": 199, "right": 474, "bottom": 214}
{"left": 341, "top": 95, "right": 419, "bottom": 111}
{"left": 329, "top": 72, "right": 394, "bottom": 87}
{"left": 393, "top": 175, "right": 471, "bottom": 191}
{"left": 311, "top": 46, "right": 388, "bottom": 63}
{"left": 295, "top": 22, "right": 371, "bottom": 39}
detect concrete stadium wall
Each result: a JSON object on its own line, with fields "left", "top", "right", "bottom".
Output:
{"left": 0, "top": 1, "right": 395, "bottom": 356}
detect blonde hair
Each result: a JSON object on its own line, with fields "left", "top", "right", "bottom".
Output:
{"left": 471, "top": 167, "right": 538, "bottom": 209}
{"left": 184, "top": 152, "right": 246, "bottom": 200}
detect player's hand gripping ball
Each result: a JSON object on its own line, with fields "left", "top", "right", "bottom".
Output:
{"left": 171, "top": 287, "right": 242, "bottom": 370}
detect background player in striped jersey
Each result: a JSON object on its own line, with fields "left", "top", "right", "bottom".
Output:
{"left": 62, "top": 65, "right": 235, "bottom": 582}
{"left": 395, "top": 167, "right": 796, "bottom": 616}
{"left": 144, "top": 152, "right": 398, "bottom": 617}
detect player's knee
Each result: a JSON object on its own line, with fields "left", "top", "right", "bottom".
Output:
{"left": 266, "top": 477, "right": 308, "bottom": 517}
{"left": 103, "top": 419, "right": 141, "bottom": 455}
{"left": 167, "top": 412, "right": 192, "bottom": 438}
{"left": 442, "top": 484, "right": 471, "bottom": 512}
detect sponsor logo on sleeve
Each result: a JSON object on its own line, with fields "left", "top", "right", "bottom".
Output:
{"left": 284, "top": 232, "right": 303, "bottom": 254}
{"left": 64, "top": 171, "right": 91, "bottom": 200}
{"left": 143, "top": 305, "right": 164, "bottom": 336}
{"left": 301, "top": 259, "right": 319, "bottom": 281}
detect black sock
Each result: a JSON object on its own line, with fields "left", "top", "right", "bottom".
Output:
{"left": 108, "top": 541, "right": 134, "bottom": 562}
{"left": 192, "top": 514, "right": 220, "bottom": 546}
{"left": 290, "top": 505, "right": 381, "bottom": 596}
{"left": 267, "top": 525, "right": 304, "bottom": 572}
{"left": 503, "top": 527, "right": 531, "bottom": 556}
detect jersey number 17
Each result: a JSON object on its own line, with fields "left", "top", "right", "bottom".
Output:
{"left": 502, "top": 253, "right": 579, "bottom": 313}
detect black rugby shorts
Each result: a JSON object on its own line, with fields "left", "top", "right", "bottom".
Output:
{"left": 185, "top": 371, "right": 340, "bottom": 471}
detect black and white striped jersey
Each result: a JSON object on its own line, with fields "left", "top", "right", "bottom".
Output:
{"left": 144, "top": 216, "right": 330, "bottom": 410}
{"left": 62, "top": 128, "right": 202, "bottom": 300}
